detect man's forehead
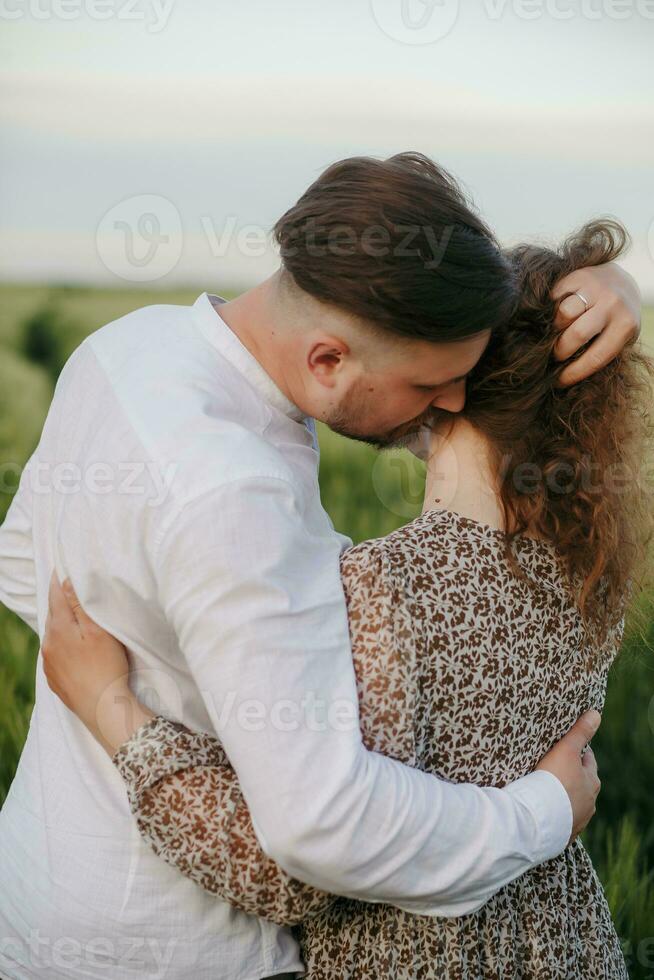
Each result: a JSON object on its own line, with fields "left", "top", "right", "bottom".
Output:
{"left": 406, "top": 332, "right": 490, "bottom": 384}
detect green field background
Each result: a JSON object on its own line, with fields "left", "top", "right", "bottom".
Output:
{"left": 1, "top": 284, "right": 653, "bottom": 977}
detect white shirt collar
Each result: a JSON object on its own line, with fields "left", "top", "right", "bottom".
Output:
{"left": 192, "top": 291, "right": 309, "bottom": 423}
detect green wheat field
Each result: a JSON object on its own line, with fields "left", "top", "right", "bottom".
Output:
{"left": 1, "top": 284, "right": 653, "bottom": 977}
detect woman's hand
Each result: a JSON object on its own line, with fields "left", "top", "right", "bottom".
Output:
{"left": 43, "top": 575, "right": 153, "bottom": 756}
{"left": 552, "top": 262, "right": 641, "bottom": 386}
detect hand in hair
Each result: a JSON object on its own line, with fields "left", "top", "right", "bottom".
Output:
{"left": 552, "top": 261, "right": 641, "bottom": 386}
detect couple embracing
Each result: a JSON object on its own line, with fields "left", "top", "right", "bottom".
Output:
{"left": 0, "top": 152, "right": 651, "bottom": 979}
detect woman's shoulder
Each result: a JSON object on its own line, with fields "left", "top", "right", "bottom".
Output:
{"left": 338, "top": 510, "right": 461, "bottom": 603}
{"left": 343, "top": 508, "right": 502, "bottom": 569}
{"left": 339, "top": 509, "right": 475, "bottom": 580}
{"left": 339, "top": 536, "right": 389, "bottom": 597}
{"left": 341, "top": 507, "right": 566, "bottom": 601}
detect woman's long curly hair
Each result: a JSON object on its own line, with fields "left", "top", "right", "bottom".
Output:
{"left": 463, "top": 219, "right": 654, "bottom": 642}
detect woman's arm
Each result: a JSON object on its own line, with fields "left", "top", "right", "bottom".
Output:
{"left": 112, "top": 714, "right": 335, "bottom": 925}
{"left": 43, "top": 576, "right": 335, "bottom": 926}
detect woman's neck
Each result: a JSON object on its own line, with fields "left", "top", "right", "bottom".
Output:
{"left": 421, "top": 419, "right": 506, "bottom": 531}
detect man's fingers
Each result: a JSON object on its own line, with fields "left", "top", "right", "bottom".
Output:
{"left": 582, "top": 745, "right": 599, "bottom": 776}
{"left": 48, "top": 573, "right": 77, "bottom": 627}
{"left": 553, "top": 306, "right": 605, "bottom": 362}
{"left": 551, "top": 272, "right": 586, "bottom": 303}
{"left": 582, "top": 746, "right": 601, "bottom": 798}
{"left": 556, "top": 323, "right": 631, "bottom": 387}
{"left": 554, "top": 292, "right": 588, "bottom": 329}
{"left": 564, "top": 710, "right": 601, "bottom": 755}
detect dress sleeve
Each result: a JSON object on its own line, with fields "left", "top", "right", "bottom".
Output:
{"left": 339, "top": 539, "right": 417, "bottom": 764}
{"left": 113, "top": 715, "right": 335, "bottom": 926}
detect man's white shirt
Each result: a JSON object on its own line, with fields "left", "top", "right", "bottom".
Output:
{"left": 0, "top": 293, "right": 572, "bottom": 980}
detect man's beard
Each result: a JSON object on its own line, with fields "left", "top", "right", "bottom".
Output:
{"left": 325, "top": 381, "right": 452, "bottom": 451}
{"left": 328, "top": 419, "right": 426, "bottom": 451}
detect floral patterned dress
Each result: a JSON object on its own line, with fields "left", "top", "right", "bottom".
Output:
{"left": 114, "top": 508, "right": 628, "bottom": 979}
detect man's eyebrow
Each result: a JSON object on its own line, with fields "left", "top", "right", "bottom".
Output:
{"left": 416, "top": 370, "right": 471, "bottom": 389}
{"left": 447, "top": 371, "right": 471, "bottom": 385}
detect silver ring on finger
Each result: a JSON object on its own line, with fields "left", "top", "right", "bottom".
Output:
{"left": 573, "top": 290, "right": 589, "bottom": 312}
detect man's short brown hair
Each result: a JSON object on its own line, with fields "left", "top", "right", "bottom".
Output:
{"left": 274, "top": 152, "right": 518, "bottom": 343}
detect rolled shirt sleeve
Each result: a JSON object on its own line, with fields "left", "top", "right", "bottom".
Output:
{"left": 154, "top": 474, "right": 572, "bottom": 916}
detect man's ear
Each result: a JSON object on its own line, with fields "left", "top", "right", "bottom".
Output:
{"left": 307, "top": 338, "right": 350, "bottom": 389}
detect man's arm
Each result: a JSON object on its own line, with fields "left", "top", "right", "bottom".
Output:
{"left": 42, "top": 573, "right": 599, "bottom": 922}
{"left": 151, "top": 474, "right": 580, "bottom": 916}
{"left": 0, "top": 457, "right": 38, "bottom": 633}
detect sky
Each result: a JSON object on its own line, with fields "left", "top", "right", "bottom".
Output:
{"left": 1, "top": 0, "right": 653, "bottom": 296}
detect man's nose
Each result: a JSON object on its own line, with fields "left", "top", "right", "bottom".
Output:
{"left": 432, "top": 380, "right": 466, "bottom": 413}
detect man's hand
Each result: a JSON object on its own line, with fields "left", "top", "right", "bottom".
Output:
{"left": 42, "top": 574, "right": 153, "bottom": 756}
{"left": 536, "top": 710, "right": 602, "bottom": 842}
{"left": 552, "top": 262, "right": 641, "bottom": 386}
